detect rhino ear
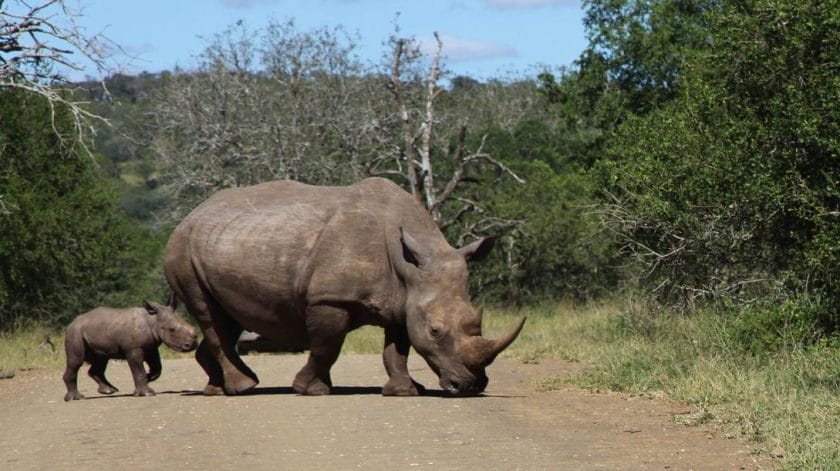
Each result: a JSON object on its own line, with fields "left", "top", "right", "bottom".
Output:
{"left": 400, "top": 228, "right": 425, "bottom": 268}
{"left": 457, "top": 236, "right": 496, "bottom": 262}
{"left": 143, "top": 300, "right": 159, "bottom": 315}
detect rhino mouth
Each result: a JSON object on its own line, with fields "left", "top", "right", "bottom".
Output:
{"left": 171, "top": 339, "right": 199, "bottom": 352}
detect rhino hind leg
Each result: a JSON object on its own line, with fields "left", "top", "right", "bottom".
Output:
{"left": 292, "top": 305, "right": 348, "bottom": 395}
{"left": 382, "top": 325, "right": 425, "bottom": 396}
{"left": 175, "top": 280, "right": 258, "bottom": 395}
{"left": 195, "top": 339, "right": 225, "bottom": 395}
{"left": 87, "top": 357, "right": 118, "bottom": 395}
{"left": 62, "top": 331, "right": 86, "bottom": 401}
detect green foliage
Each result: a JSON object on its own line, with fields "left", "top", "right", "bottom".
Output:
{"left": 458, "top": 123, "right": 620, "bottom": 304}
{"left": 600, "top": 0, "right": 839, "bottom": 331}
{"left": 540, "top": 0, "right": 710, "bottom": 168}
{"left": 727, "top": 298, "right": 828, "bottom": 356}
{"left": 0, "top": 90, "right": 165, "bottom": 328}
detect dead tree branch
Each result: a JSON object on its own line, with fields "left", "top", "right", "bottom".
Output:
{"left": 0, "top": 0, "right": 116, "bottom": 152}
{"left": 387, "top": 37, "right": 421, "bottom": 202}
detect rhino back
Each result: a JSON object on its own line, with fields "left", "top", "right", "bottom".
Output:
{"left": 70, "top": 308, "right": 154, "bottom": 356}
{"left": 166, "top": 178, "right": 440, "bottom": 331}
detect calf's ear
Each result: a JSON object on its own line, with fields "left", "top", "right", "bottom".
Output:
{"left": 457, "top": 236, "right": 496, "bottom": 262}
{"left": 143, "top": 300, "right": 159, "bottom": 315}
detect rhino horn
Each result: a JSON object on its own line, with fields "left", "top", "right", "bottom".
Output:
{"left": 463, "top": 316, "right": 526, "bottom": 367}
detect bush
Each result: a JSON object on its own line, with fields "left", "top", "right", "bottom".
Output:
{"left": 599, "top": 0, "right": 840, "bottom": 330}
{"left": 0, "top": 90, "right": 166, "bottom": 328}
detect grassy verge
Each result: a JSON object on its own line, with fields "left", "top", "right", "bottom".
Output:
{"left": 477, "top": 300, "right": 839, "bottom": 470}
{"left": 4, "top": 301, "right": 837, "bottom": 468}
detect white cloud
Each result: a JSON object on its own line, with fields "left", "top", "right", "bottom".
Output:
{"left": 421, "top": 34, "right": 517, "bottom": 62}
{"left": 486, "top": 0, "right": 578, "bottom": 8}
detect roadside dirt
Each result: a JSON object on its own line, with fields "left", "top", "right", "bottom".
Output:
{"left": 0, "top": 354, "right": 773, "bottom": 470}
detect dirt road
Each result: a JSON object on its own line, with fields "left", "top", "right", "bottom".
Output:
{"left": 0, "top": 354, "right": 772, "bottom": 470}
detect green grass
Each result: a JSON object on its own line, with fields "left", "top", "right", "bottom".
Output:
{"left": 3, "top": 301, "right": 838, "bottom": 468}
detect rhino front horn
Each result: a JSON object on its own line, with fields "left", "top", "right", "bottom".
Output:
{"left": 467, "top": 316, "right": 527, "bottom": 367}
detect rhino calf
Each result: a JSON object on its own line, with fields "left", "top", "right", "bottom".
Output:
{"left": 62, "top": 295, "right": 198, "bottom": 401}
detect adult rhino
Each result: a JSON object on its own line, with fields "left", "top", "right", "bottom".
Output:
{"left": 163, "top": 178, "right": 525, "bottom": 397}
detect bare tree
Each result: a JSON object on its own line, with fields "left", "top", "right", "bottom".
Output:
{"left": 153, "top": 21, "right": 388, "bottom": 213}
{"left": 153, "top": 21, "right": 530, "bottom": 251}
{"left": 376, "top": 32, "right": 524, "bottom": 235}
{"left": 0, "top": 0, "right": 115, "bottom": 146}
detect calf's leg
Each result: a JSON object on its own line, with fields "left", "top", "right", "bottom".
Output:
{"left": 87, "top": 356, "right": 118, "bottom": 394}
{"left": 126, "top": 348, "right": 155, "bottom": 396}
{"left": 145, "top": 348, "right": 162, "bottom": 383}
{"left": 62, "top": 332, "right": 85, "bottom": 401}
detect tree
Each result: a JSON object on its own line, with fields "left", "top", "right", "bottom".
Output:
{"left": 0, "top": 0, "right": 115, "bottom": 147}
{"left": 153, "top": 22, "right": 528, "bottom": 245}
{"left": 538, "top": 0, "right": 711, "bottom": 168}
{"left": 600, "top": 0, "right": 839, "bottom": 328}
{"left": 0, "top": 89, "right": 148, "bottom": 327}
{"left": 153, "top": 20, "right": 385, "bottom": 212}
{"left": 375, "top": 32, "right": 524, "bottom": 230}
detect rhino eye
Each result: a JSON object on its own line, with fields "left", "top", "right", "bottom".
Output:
{"left": 429, "top": 326, "right": 443, "bottom": 340}
{"left": 168, "top": 327, "right": 176, "bottom": 333}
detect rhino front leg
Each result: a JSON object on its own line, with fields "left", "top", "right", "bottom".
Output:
{"left": 126, "top": 349, "right": 155, "bottom": 397}
{"left": 145, "top": 348, "right": 162, "bottom": 383}
{"left": 382, "top": 325, "right": 425, "bottom": 396}
{"left": 293, "top": 305, "right": 348, "bottom": 395}
{"left": 87, "top": 356, "right": 118, "bottom": 395}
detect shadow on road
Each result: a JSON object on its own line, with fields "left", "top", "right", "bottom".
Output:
{"left": 74, "top": 386, "right": 515, "bottom": 399}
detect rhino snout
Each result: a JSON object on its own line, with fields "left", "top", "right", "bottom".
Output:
{"left": 439, "top": 372, "right": 488, "bottom": 397}
{"left": 180, "top": 338, "right": 199, "bottom": 352}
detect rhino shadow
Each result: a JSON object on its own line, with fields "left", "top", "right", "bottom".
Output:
{"left": 177, "top": 386, "right": 477, "bottom": 397}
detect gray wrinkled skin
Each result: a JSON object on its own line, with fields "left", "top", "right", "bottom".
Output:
{"left": 164, "top": 178, "right": 525, "bottom": 397}
{"left": 62, "top": 296, "right": 198, "bottom": 401}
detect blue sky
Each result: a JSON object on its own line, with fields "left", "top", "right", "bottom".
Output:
{"left": 72, "top": 0, "right": 586, "bottom": 80}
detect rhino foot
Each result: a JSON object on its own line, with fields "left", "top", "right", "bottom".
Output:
{"left": 202, "top": 384, "right": 225, "bottom": 396}
{"left": 64, "top": 391, "right": 85, "bottom": 401}
{"left": 98, "top": 385, "right": 118, "bottom": 395}
{"left": 383, "top": 377, "right": 423, "bottom": 396}
{"left": 222, "top": 375, "right": 258, "bottom": 395}
{"left": 133, "top": 387, "right": 156, "bottom": 397}
{"left": 292, "top": 377, "right": 331, "bottom": 395}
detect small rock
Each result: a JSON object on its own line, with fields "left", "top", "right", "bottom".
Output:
{"left": 770, "top": 446, "right": 785, "bottom": 458}
{"left": 0, "top": 370, "right": 15, "bottom": 379}
{"left": 623, "top": 426, "right": 642, "bottom": 433}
